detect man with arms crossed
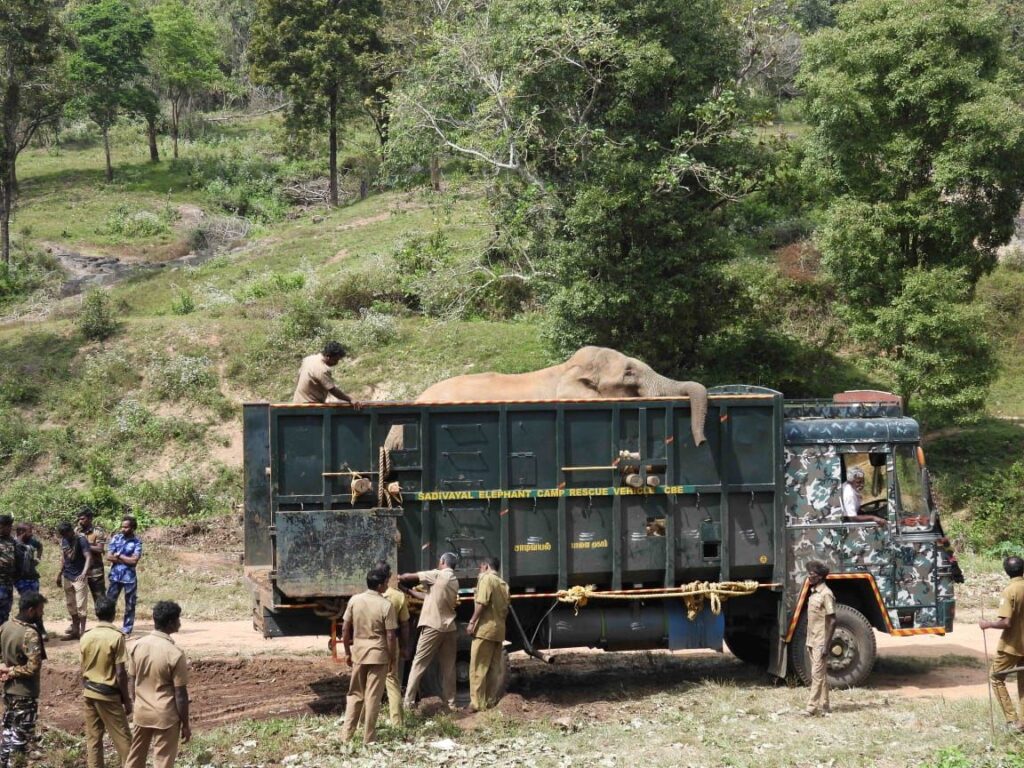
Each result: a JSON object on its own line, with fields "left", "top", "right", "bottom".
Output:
{"left": 125, "top": 601, "right": 191, "bottom": 768}
{"left": 399, "top": 553, "right": 460, "bottom": 712}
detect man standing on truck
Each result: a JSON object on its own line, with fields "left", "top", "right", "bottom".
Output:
{"left": 979, "top": 556, "right": 1024, "bottom": 733}
{"left": 341, "top": 567, "right": 398, "bottom": 744}
{"left": 399, "top": 552, "right": 460, "bottom": 712}
{"left": 803, "top": 561, "right": 836, "bottom": 717}
{"left": 292, "top": 341, "right": 355, "bottom": 404}
{"left": 466, "top": 557, "right": 510, "bottom": 712}
{"left": 840, "top": 468, "right": 887, "bottom": 526}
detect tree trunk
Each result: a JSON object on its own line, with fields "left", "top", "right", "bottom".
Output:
{"left": 172, "top": 100, "right": 179, "bottom": 160}
{"left": 328, "top": 91, "right": 339, "bottom": 207}
{"left": 148, "top": 116, "right": 160, "bottom": 163}
{"left": 1, "top": 182, "right": 11, "bottom": 266}
{"left": 102, "top": 125, "right": 113, "bottom": 182}
{"left": 430, "top": 154, "right": 441, "bottom": 191}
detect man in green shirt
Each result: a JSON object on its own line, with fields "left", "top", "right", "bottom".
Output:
{"left": 81, "top": 596, "right": 132, "bottom": 767}
{"left": 980, "top": 556, "right": 1024, "bottom": 733}
{"left": 0, "top": 592, "right": 46, "bottom": 768}
{"left": 466, "top": 557, "right": 510, "bottom": 712}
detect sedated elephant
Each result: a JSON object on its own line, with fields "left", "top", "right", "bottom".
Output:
{"left": 408, "top": 346, "right": 708, "bottom": 446}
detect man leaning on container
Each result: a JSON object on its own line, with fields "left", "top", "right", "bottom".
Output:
{"left": 341, "top": 567, "right": 398, "bottom": 744}
{"left": 398, "top": 552, "right": 460, "bottom": 712}
{"left": 292, "top": 340, "right": 354, "bottom": 404}
{"left": 802, "top": 560, "right": 836, "bottom": 717}
{"left": 979, "top": 556, "right": 1024, "bottom": 734}
{"left": 466, "top": 557, "right": 510, "bottom": 712}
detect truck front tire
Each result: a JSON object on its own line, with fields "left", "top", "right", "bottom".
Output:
{"left": 789, "top": 603, "right": 877, "bottom": 688}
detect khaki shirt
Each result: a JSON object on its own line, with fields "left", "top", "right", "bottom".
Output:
{"left": 81, "top": 623, "right": 127, "bottom": 702}
{"left": 473, "top": 571, "right": 510, "bottom": 644}
{"left": 384, "top": 587, "right": 411, "bottom": 624}
{"left": 343, "top": 590, "right": 398, "bottom": 665}
{"left": 805, "top": 581, "right": 836, "bottom": 649}
{"left": 997, "top": 576, "right": 1024, "bottom": 655}
{"left": 417, "top": 568, "right": 459, "bottom": 633}
{"left": 292, "top": 354, "right": 337, "bottom": 403}
{"left": 76, "top": 524, "right": 107, "bottom": 579}
{"left": 127, "top": 631, "right": 189, "bottom": 729}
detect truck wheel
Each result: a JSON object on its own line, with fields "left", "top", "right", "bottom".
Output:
{"left": 789, "top": 603, "right": 877, "bottom": 688}
{"left": 724, "top": 631, "right": 770, "bottom": 667}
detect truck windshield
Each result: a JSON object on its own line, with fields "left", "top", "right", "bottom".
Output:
{"left": 895, "top": 445, "right": 930, "bottom": 530}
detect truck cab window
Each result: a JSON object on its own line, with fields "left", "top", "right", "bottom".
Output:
{"left": 841, "top": 454, "right": 888, "bottom": 521}
{"left": 895, "top": 445, "right": 930, "bottom": 530}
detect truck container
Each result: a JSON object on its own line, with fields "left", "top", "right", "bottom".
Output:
{"left": 243, "top": 386, "right": 956, "bottom": 688}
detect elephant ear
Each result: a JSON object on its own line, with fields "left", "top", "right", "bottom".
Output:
{"left": 555, "top": 364, "right": 600, "bottom": 398}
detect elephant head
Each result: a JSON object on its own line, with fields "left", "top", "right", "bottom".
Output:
{"left": 555, "top": 347, "right": 708, "bottom": 446}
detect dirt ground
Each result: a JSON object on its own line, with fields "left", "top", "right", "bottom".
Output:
{"left": 38, "top": 618, "right": 996, "bottom": 736}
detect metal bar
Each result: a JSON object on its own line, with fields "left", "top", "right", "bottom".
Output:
{"left": 720, "top": 405, "right": 731, "bottom": 581}
{"left": 421, "top": 410, "right": 432, "bottom": 571}
{"left": 499, "top": 405, "right": 511, "bottom": 582}
{"left": 612, "top": 403, "right": 622, "bottom": 591}
{"left": 664, "top": 404, "right": 675, "bottom": 588}
{"left": 264, "top": 394, "right": 774, "bottom": 409}
{"left": 556, "top": 409, "right": 567, "bottom": 590}
{"left": 562, "top": 466, "right": 617, "bottom": 472}
{"left": 507, "top": 603, "right": 551, "bottom": 663}
{"left": 322, "top": 470, "right": 380, "bottom": 477}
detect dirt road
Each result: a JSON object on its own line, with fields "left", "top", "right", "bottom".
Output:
{"left": 39, "top": 619, "right": 996, "bottom": 735}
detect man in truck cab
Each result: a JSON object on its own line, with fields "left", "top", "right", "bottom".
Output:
{"left": 979, "top": 556, "right": 1024, "bottom": 733}
{"left": 840, "top": 468, "right": 887, "bottom": 526}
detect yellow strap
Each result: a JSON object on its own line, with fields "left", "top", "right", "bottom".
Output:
{"left": 555, "top": 581, "right": 759, "bottom": 619}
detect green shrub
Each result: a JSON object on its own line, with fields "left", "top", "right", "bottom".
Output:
{"left": 0, "top": 409, "right": 42, "bottom": 474}
{"left": 130, "top": 468, "right": 233, "bottom": 520}
{"left": 234, "top": 271, "right": 306, "bottom": 303}
{"left": 147, "top": 354, "right": 219, "bottom": 402}
{"left": 0, "top": 478, "right": 85, "bottom": 527}
{"left": 171, "top": 288, "right": 196, "bottom": 315}
{"left": 351, "top": 308, "right": 399, "bottom": 348}
{"left": 0, "top": 247, "right": 62, "bottom": 306}
{"left": 277, "top": 294, "right": 331, "bottom": 345}
{"left": 77, "top": 290, "right": 120, "bottom": 341}
{"left": 317, "top": 264, "right": 401, "bottom": 317}
{"left": 100, "top": 204, "right": 174, "bottom": 239}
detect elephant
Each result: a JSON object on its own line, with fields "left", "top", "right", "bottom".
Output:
{"left": 410, "top": 346, "right": 708, "bottom": 445}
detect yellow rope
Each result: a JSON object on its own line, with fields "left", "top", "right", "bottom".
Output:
{"left": 555, "top": 581, "right": 760, "bottom": 618}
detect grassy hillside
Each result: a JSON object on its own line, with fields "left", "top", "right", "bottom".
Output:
{"left": 2, "top": 115, "right": 1022, "bottom": 550}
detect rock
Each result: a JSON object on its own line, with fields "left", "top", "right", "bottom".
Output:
{"left": 429, "top": 739, "right": 458, "bottom": 751}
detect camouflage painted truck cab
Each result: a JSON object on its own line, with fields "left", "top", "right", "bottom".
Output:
{"left": 243, "top": 387, "right": 955, "bottom": 688}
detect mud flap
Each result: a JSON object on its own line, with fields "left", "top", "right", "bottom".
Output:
{"left": 768, "top": 600, "right": 788, "bottom": 678}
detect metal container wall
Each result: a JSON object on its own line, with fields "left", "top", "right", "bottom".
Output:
{"left": 243, "top": 387, "right": 786, "bottom": 603}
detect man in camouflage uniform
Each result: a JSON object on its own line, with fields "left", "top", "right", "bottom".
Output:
{"left": 76, "top": 509, "right": 108, "bottom": 610}
{"left": 0, "top": 518, "right": 16, "bottom": 627}
{"left": 0, "top": 593, "right": 47, "bottom": 768}
{"left": 466, "top": 557, "right": 510, "bottom": 712}
{"left": 980, "top": 556, "right": 1024, "bottom": 733}
{"left": 803, "top": 561, "right": 836, "bottom": 717}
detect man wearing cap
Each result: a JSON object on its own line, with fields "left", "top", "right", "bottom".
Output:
{"left": 399, "top": 553, "right": 460, "bottom": 712}
{"left": 980, "top": 556, "right": 1024, "bottom": 733}
{"left": 292, "top": 341, "right": 355, "bottom": 404}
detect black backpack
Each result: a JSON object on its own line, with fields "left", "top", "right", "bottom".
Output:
{"left": 13, "top": 542, "right": 38, "bottom": 581}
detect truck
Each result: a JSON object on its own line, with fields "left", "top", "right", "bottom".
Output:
{"left": 242, "top": 386, "right": 957, "bottom": 690}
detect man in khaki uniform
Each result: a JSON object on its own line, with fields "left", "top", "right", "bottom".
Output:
{"left": 399, "top": 552, "right": 460, "bottom": 711}
{"left": 292, "top": 341, "right": 354, "bottom": 404}
{"left": 80, "top": 596, "right": 132, "bottom": 768}
{"left": 803, "top": 560, "right": 835, "bottom": 717}
{"left": 125, "top": 601, "right": 191, "bottom": 768}
{"left": 980, "top": 556, "right": 1024, "bottom": 733}
{"left": 372, "top": 561, "right": 411, "bottom": 726}
{"left": 341, "top": 568, "right": 398, "bottom": 744}
{"left": 466, "top": 557, "right": 509, "bottom": 711}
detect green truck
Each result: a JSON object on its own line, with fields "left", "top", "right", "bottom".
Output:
{"left": 243, "top": 386, "right": 957, "bottom": 688}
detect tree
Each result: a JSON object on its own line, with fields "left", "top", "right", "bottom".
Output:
{"left": 149, "top": 0, "right": 223, "bottom": 159}
{"left": 250, "top": 0, "right": 383, "bottom": 207}
{"left": 67, "top": 0, "right": 154, "bottom": 182}
{"left": 801, "top": 0, "right": 1024, "bottom": 419}
{"left": 388, "top": 0, "right": 762, "bottom": 372}
{"left": 870, "top": 268, "right": 996, "bottom": 424}
{"left": 0, "top": 0, "right": 68, "bottom": 264}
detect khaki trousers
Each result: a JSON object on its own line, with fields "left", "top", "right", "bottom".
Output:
{"left": 84, "top": 697, "right": 132, "bottom": 768}
{"left": 63, "top": 576, "right": 90, "bottom": 619}
{"left": 469, "top": 638, "right": 503, "bottom": 711}
{"left": 990, "top": 649, "right": 1024, "bottom": 723}
{"left": 341, "top": 663, "right": 387, "bottom": 744}
{"left": 386, "top": 653, "right": 405, "bottom": 724}
{"left": 125, "top": 724, "right": 180, "bottom": 768}
{"left": 806, "top": 645, "right": 829, "bottom": 713}
{"left": 403, "top": 628, "right": 457, "bottom": 710}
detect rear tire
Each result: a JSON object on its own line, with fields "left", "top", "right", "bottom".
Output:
{"left": 724, "top": 631, "right": 770, "bottom": 667}
{"left": 789, "top": 603, "right": 877, "bottom": 688}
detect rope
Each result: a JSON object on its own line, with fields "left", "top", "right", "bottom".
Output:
{"left": 554, "top": 581, "right": 760, "bottom": 618}
{"left": 378, "top": 446, "right": 391, "bottom": 507}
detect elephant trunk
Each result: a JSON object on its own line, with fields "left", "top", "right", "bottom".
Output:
{"left": 641, "top": 371, "right": 708, "bottom": 446}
